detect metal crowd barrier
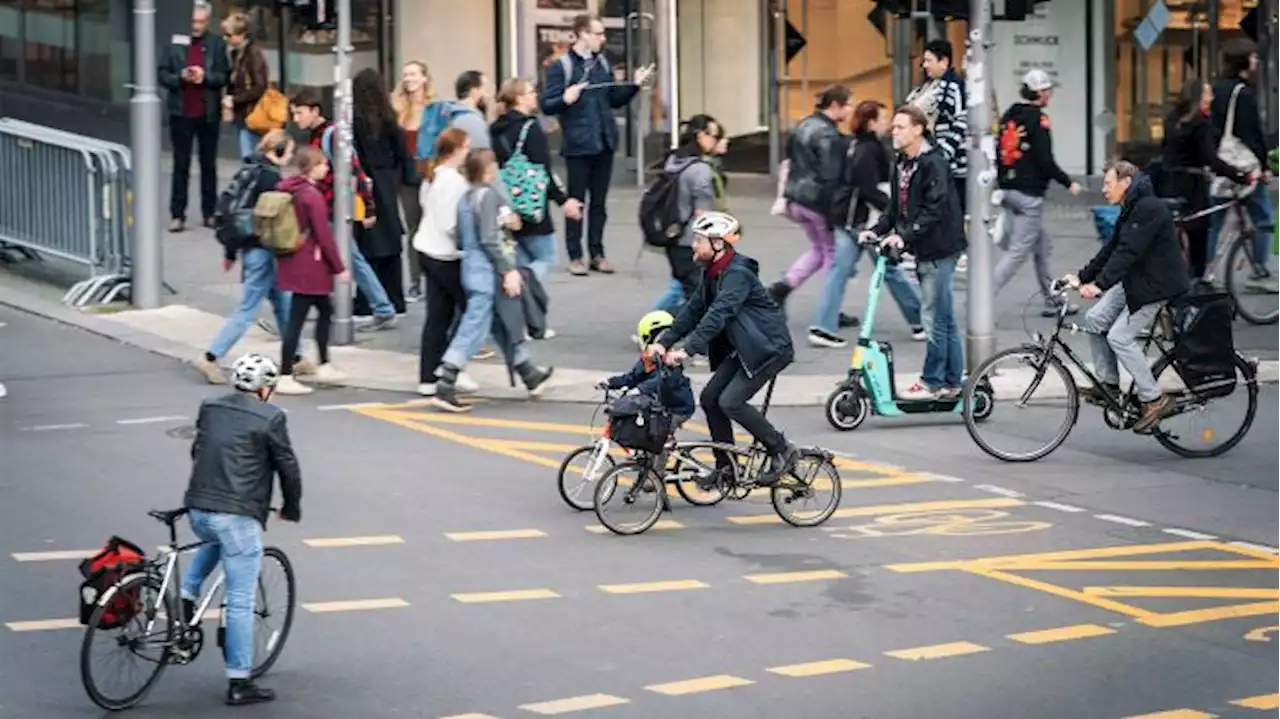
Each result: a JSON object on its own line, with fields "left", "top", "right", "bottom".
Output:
{"left": 0, "top": 118, "right": 136, "bottom": 306}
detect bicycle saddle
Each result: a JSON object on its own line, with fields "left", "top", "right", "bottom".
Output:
{"left": 147, "top": 508, "right": 189, "bottom": 525}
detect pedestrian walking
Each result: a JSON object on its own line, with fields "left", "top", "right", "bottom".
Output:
{"left": 539, "top": 12, "right": 655, "bottom": 276}
{"left": 160, "top": 1, "right": 228, "bottom": 233}
{"left": 391, "top": 60, "right": 434, "bottom": 302}
{"left": 220, "top": 12, "right": 270, "bottom": 160}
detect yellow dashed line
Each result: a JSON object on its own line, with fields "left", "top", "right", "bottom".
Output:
{"left": 440, "top": 714, "right": 501, "bottom": 719}
{"left": 743, "top": 569, "right": 847, "bottom": 585}
{"left": 302, "top": 598, "right": 410, "bottom": 613}
{"left": 1006, "top": 624, "right": 1117, "bottom": 645}
{"left": 884, "top": 641, "right": 991, "bottom": 661}
{"left": 11, "top": 549, "right": 96, "bottom": 562}
{"left": 843, "top": 474, "right": 937, "bottom": 488}
{"left": 6, "top": 618, "right": 80, "bottom": 632}
{"left": 644, "top": 674, "right": 755, "bottom": 696}
{"left": 585, "top": 519, "right": 684, "bottom": 534}
{"left": 598, "top": 579, "right": 709, "bottom": 595}
{"left": 1123, "top": 711, "right": 1218, "bottom": 719}
{"left": 303, "top": 535, "right": 405, "bottom": 548}
{"left": 766, "top": 658, "right": 871, "bottom": 677}
{"left": 445, "top": 529, "right": 548, "bottom": 542}
{"left": 1230, "top": 694, "right": 1280, "bottom": 710}
{"left": 451, "top": 589, "right": 560, "bottom": 604}
{"left": 518, "top": 694, "right": 631, "bottom": 715}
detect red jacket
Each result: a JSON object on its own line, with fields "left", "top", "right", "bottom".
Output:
{"left": 307, "top": 120, "right": 377, "bottom": 220}
{"left": 274, "top": 175, "right": 345, "bottom": 296}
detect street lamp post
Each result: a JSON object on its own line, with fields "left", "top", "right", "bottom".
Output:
{"left": 331, "top": 0, "right": 355, "bottom": 345}
{"left": 964, "top": 0, "right": 996, "bottom": 372}
{"left": 130, "top": 0, "right": 163, "bottom": 309}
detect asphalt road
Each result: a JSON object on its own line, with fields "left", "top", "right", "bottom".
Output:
{"left": 1, "top": 306, "right": 1277, "bottom": 719}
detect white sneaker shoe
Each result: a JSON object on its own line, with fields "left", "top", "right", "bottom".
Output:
{"left": 0, "top": 381, "right": 7, "bottom": 399}
{"left": 310, "top": 363, "right": 348, "bottom": 385}
{"left": 418, "top": 382, "right": 437, "bottom": 397}
{"left": 275, "top": 375, "right": 313, "bottom": 395}
{"left": 455, "top": 372, "right": 479, "bottom": 394}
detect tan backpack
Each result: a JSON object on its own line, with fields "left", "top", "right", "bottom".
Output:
{"left": 252, "top": 191, "right": 305, "bottom": 255}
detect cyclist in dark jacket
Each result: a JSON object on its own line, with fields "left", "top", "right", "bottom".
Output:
{"left": 651, "top": 212, "right": 799, "bottom": 486}
{"left": 183, "top": 353, "right": 301, "bottom": 706}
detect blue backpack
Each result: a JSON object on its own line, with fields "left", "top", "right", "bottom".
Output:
{"left": 415, "top": 101, "right": 465, "bottom": 161}
{"left": 499, "top": 119, "right": 550, "bottom": 224}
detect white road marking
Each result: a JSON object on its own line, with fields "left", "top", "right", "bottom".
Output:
{"left": 974, "top": 484, "right": 1023, "bottom": 498}
{"left": 1093, "top": 513, "right": 1151, "bottom": 527}
{"left": 1162, "top": 528, "right": 1219, "bottom": 540}
{"left": 1032, "top": 501, "right": 1087, "bottom": 513}
{"left": 924, "top": 473, "right": 967, "bottom": 483}
{"left": 317, "top": 402, "right": 387, "bottom": 412}
{"left": 1229, "top": 541, "right": 1280, "bottom": 554}
{"left": 12, "top": 549, "right": 96, "bottom": 562}
{"left": 21, "top": 423, "right": 87, "bottom": 432}
{"left": 116, "top": 415, "right": 187, "bottom": 425}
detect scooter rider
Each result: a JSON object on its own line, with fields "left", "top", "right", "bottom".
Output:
{"left": 649, "top": 212, "right": 800, "bottom": 486}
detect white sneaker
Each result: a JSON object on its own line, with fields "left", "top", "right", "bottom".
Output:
{"left": 535, "top": 328, "right": 557, "bottom": 340}
{"left": 910, "top": 326, "right": 927, "bottom": 341}
{"left": 956, "top": 254, "right": 969, "bottom": 273}
{"left": 455, "top": 372, "right": 479, "bottom": 394}
{"left": 418, "top": 382, "right": 437, "bottom": 397}
{"left": 309, "top": 363, "right": 348, "bottom": 385}
{"left": 275, "top": 375, "right": 313, "bottom": 395}
{"left": 0, "top": 381, "right": 6, "bottom": 399}
{"left": 900, "top": 382, "right": 938, "bottom": 401}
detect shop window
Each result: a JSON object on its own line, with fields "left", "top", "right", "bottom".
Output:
{"left": 21, "top": 0, "right": 77, "bottom": 93}
{"left": 78, "top": 0, "right": 116, "bottom": 102}
{"left": 0, "top": 0, "right": 20, "bottom": 81}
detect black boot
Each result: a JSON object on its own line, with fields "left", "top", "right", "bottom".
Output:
{"left": 516, "top": 363, "right": 555, "bottom": 397}
{"left": 226, "top": 678, "right": 275, "bottom": 706}
{"left": 757, "top": 442, "right": 800, "bottom": 487}
{"left": 430, "top": 364, "right": 470, "bottom": 413}
{"left": 769, "top": 280, "right": 792, "bottom": 307}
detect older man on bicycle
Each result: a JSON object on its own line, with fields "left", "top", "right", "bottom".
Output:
{"left": 649, "top": 212, "right": 799, "bottom": 486}
{"left": 1066, "top": 161, "right": 1189, "bottom": 433}
{"left": 183, "top": 353, "right": 302, "bottom": 705}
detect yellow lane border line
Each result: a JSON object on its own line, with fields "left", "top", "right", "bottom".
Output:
{"left": 518, "top": 693, "right": 631, "bottom": 715}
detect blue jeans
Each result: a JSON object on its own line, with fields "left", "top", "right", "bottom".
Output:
{"left": 516, "top": 232, "right": 557, "bottom": 283}
{"left": 234, "top": 122, "right": 259, "bottom": 162}
{"left": 181, "top": 509, "right": 263, "bottom": 679}
{"left": 917, "top": 254, "right": 964, "bottom": 390}
{"left": 349, "top": 240, "right": 395, "bottom": 318}
{"left": 1209, "top": 188, "right": 1275, "bottom": 274}
{"left": 814, "top": 229, "right": 923, "bottom": 334}
{"left": 208, "top": 248, "right": 291, "bottom": 359}
{"left": 653, "top": 278, "right": 685, "bottom": 312}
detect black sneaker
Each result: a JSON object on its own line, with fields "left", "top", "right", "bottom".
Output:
{"left": 430, "top": 382, "right": 470, "bottom": 413}
{"left": 696, "top": 465, "right": 733, "bottom": 491}
{"left": 227, "top": 679, "right": 276, "bottom": 706}
{"left": 181, "top": 598, "right": 196, "bottom": 624}
{"left": 838, "top": 313, "right": 861, "bottom": 329}
{"left": 807, "top": 328, "right": 848, "bottom": 348}
{"left": 517, "top": 364, "right": 555, "bottom": 397}
{"left": 756, "top": 445, "right": 799, "bottom": 487}
{"left": 769, "top": 281, "right": 792, "bottom": 306}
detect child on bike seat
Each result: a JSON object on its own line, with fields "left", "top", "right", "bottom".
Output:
{"left": 597, "top": 311, "right": 696, "bottom": 427}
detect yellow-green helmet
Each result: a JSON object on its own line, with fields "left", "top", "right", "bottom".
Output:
{"left": 636, "top": 310, "right": 674, "bottom": 346}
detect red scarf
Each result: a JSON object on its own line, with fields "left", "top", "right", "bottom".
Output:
{"left": 707, "top": 245, "right": 736, "bottom": 278}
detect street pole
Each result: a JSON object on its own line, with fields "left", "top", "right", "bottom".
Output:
{"left": 767, "top": 0, "right": 782, "bottom": 181}
{"left": 1206, "top": 0, "right": 1220, "bottom": 79}
{"left": 964, "top": 0, "right": 995, "bottom": 373}
{"left": 130, "top": 0, "right": 162, "bottom": 309}
{"left": 331, "top": 0, "right": 355, "bottom": 345}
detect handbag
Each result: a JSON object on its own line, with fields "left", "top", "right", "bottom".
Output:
{"left": 498, "top": 119, "right": 550, "bottom": 224}
{"left": 246, "top": 85, "right": 289, "bottom": 134}
{"left": 1209, "top": 83, "right": 1261, "bottom": 198}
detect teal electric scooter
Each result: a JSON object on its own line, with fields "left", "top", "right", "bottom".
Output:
{"left": 824, "top": 235, "right": 993, "bottom": 430}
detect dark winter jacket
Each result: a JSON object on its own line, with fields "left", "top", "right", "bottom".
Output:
{"left": 491, "top": 109, "right": 569, "bottom": 238}
{"left": 185, "top": 392, "right": 302, "bottom": 525}
{"left": 539, "top": 51, "right": 639, "bottom": 157}
{"left": 605, "top": 361, "right": 696, "bottom": 419}
{"left": 353, "top": 115, "right": 420, "bottom": 258}
{"left": 784, "top": 112, "right": 844, "bottom": 219}
{"left": 1159, "top": 110, "right": 1250, "bottom": 229}
{"left": 1079, "top": 173, "right": 1189, "bottom": 311}
{"left": 157, "top": 32, "right": 229, "bottom": 121}
{"left": 274, "top": 174, "right": 346, "bottom": 296}
{"left": 996, "top": 101, "right": 1073, "bottom": 196}
{"left": 872, "top": 143, "right": 966, "bottom": 262}
{"left": 832, "top": 131, "right": 892, "bottom": 230}
{"left": 1210, "top": 76, "right": 1268, "bottom": 170}
{"left": 658, "top": 251, "right": 794, "bottom": 378}
{"left": 226, "top": 41, "right": 270, "bottom": 122}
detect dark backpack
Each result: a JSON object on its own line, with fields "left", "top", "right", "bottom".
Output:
{"left": 606, "top": 394, "right": 672, "bottom": 453}
{"left": 1171, "top": 284, "right": 1237, "bottom": 399}
{"left": 213, "top": 163, "right": 266, "bottom": 252}
{"left": 78, "top": 536, "right": 147, "bottom": 629}
{"left": 637, "top": 160, "right": 703, "bottom": 249}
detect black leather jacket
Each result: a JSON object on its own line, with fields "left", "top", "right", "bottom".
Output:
{"left": 784, "top": 112, "right": 844, "bottom": 219}
{"left": 184, "top": 393, "right": 302, "bottom": 525}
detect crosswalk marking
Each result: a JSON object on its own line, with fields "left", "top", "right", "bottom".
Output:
{"left": 445, "top": 529, "right": 548, "bottom": 542}
{"left": 302, "top": 598, "right": 409, "bottom": 613}
{"left": 1006, "top": 624, "right": 1117, "bottom": 644}
{"left": 518, "top": 693, "right": 631, "bottom": 714}
{"left": 884, "top": 641, "right": 991, "bottom": 660}
{"left": 743, "top": 570, "right": 847, "bottom": 585}
{"left": 766, "top": 658, "right": 871, "bottom": 677}
{"left": 644, "top": 674, "right": 755, "bottom": 696}
{"left": 727, "top": 497, "right": 1024, "bottom": 525}
{"left": 598, "top": 579, "right": 709, "bottom": 595}
{"left": 303, "top": 535, "right": 405, "bottom": 548}
{"left": 11, "top": 549, "right": 96, "bottom": 562}
{"left": 6, "top": 618, "right": 81, "bottom": 632}
{"left": 1229, "top": 694, "right": 1280, "bottom": 710}
{"left": 451, "top": 589, "right": 560, "bottom": 604}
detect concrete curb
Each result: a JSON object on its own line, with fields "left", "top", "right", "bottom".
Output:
{"left": 2, "top": 292, "right": 1276, "bottom": 406}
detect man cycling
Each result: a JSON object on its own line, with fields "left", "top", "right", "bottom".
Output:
{"left": 649, "top": 212, "right": 799, "bottom": 486}
{"left": 182, "top": 353, "right": 302, "bottom": 705}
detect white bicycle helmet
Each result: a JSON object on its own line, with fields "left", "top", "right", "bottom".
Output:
{"left": 230, "top": 353, "right": 281, "bottom": 393}
{"left": 690, "top": 211, "right": 741, "bottom": 242}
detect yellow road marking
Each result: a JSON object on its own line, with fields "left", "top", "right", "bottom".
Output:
{"left": 884, "top": 641, "right": 991, "bottom": 660}
{"left": 1000, "top": 560, "right": 1273, "bottom": 571}
{"left": 445, "top": 529, "right": 548, "bottom": 542}
{"left": 885, "top": 540, "right": 1271, "bottom": 572}
{"left": 644, "top": 674, "right": 755, "bottom": 695}
{"left": 451, "top": 589, "right": 560, "bottom": 604}
{"left": 518, "top": 694, "right": 631, "bottom": 715}
{"left": 766, "top": 659, "right": 871, "bottom": 677}
{"left": 973, "top": 568, "right": 1161, "bottom": 620}
{"left": 377, "top": 410, "right": 595, "bottom": 435}
{"left": 1243, "top": 625, "right": 1278, "bottom": 642}
{"left": 728, "top": 497, "right": 1023, "bottom": 525}
{"left": 1006, "top": 624, "right": 1117, "bottom": 645}
{"left": 1137, "top": 601, "right": 1280, "bottom": 628}
{"left": 354, "top": 407, "right": 565, "bottom": 471}
{"left": 743, "top": 569, "right": 848, "bottom": 585}
{"left": 585, "top": 519, "right": 683, "bottom": 534}
{"left": 303, "top": 535, "right": 405, "bottom": 548}
{"left": 842, "top": 473, "right": 936, "bottom": 488}
{"left": 1123, "top": 711, "right": 1217, "bottom": 719}
{"left": 1084, "top": 586, "right": 1279, "bottom": 599}
{"left": 302, "top": 598, "right": 409, "bottom": 613}
{"left": 832, "top": 457, "right": 907, "bottom": 475}
{"left": 441, "top": 714, "right": 501, "bottom": 719}
{"left": 1230, "top": 694, "right": 1280, "bottom": 710}
{"left": 11, "top": 549, "right": 96, "bottom": 562}
{"left": 598, "top": 579, "right": 709, "bottom": 595}
{"left": 6, "top": 618, "right": 80, "bottom": 632}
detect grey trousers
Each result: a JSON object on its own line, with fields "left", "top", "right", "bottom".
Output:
{"left": 1081, "top": 285, "right": 1164, "bottom": 402}
{"left": 994, "top": 189, "right": 1055, "bottom": 305}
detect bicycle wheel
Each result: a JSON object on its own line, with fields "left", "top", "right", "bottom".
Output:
{"left": 963, "top": 346, "right": 1079, "bottom": 462}
{"left": 771, "top": 451, "right": 842, "bottom": 527}
{"left": 593, "top": 462, "right": 665, "bottom": 536}
{"left": 80, "top": 572, "right": 176, "bottom": 711}
{"left": 1225, "top": 232, "right": 1279, "bottom": 325}
{"left": 249, "top": 547, "right": 296, "bottom": 678}
{"left": 1150, "top": 354, "right": 1258, "bottom": 458}
{"left": 670, "top": 444, "right": 730, "bottom": 506}
{"left": 557, "top": 442, "right": 617, "bottom": 511}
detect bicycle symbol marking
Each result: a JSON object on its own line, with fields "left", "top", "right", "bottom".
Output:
{"left": 825, "top": 509, "right": 1052, "bottom": 539}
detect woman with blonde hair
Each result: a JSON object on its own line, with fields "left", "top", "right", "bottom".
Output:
{"left": 220, "top": 12, "right": 270, "bottom": 160}
{"left": 392, "top": 60, "right": 434, "bottom": 301}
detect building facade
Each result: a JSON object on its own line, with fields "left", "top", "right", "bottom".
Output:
{"left": 0, "top": 0, "right": 1272, "bottom": 178}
